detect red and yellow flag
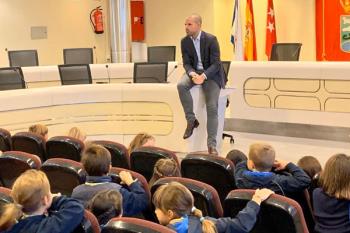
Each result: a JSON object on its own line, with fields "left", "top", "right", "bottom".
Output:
{"left": 316, "top": 0, "right": 350, "bottom": 61}
{"left": 265, "top": 0, "right": 277, "bottom": 60}
{"left": 244, "top": 0, "right": 257, "bottom": 61}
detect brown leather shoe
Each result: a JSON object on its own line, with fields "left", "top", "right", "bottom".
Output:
{"left": 208, "top": 146, "right": 218, "bottom": 155}
{"left": 183, "top": 119, "right": 199, "bottom": 139}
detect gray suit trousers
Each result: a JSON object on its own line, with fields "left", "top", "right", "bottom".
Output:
{"left": 177, "top": 74, "right": 220, "bottom": 148}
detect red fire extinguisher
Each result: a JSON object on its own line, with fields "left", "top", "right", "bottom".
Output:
{"left": 90, "top": 6, "right": 104, "bottom": 34}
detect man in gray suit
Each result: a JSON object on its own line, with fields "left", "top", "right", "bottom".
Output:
{"left": 177, "top": 14, "right": 225, "bottom": 155}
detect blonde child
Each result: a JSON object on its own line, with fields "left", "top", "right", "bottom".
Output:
{"left": 0, "top": 170, "right": 84, "bottom": 233}
{"left": 28, "top": 124, "right": 48, "bottom": 141}
{"left": 68, "top": 127, "right": 86, "bottom": 142}
{"left": 149, "top": 158, "right": 181, "bottom": 187}
{"left": 128, "top": 133, "right": 155, "bottom": 155}
{"left": 153, "top": 182, "right": 273, "bottom": 233}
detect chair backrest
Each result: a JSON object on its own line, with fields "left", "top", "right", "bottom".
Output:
{"left": 181, "top": 154, "right": 236, "bottom": 203}
{"left": 0, "top": 128, "right": 12, "bottom": 151}
{"left": 63, "top": 48, "right": 93, "bottom": 65}
{"left": 270, "top": 43, "right": 302, "bottom": 61}
{"left": 93, "top": 140, "right": 130, "bottom": 169}
{"left": 133, "top": 62, "right": 168, "bottom": 83}
{"left": 0, "top": 151, "right": 41, "bottom": 188}
{"left": 147, "top": 46, "right": 176, "bottom": 63}
{"left": 12, "top": 132, "right": 46, "bottom": 161}
{"left": 130, "top": 146, "right": 179, "bottom": 181}
{"left": 41, "top": 158, "right": 86, "bottom": 196}
{"left": 58, "top": 64, "right": 92, "bottom": 85}
{"left": 102, "top": 217, "right": 176, "bottom": 233}
{"left": 286, "top": 189, "right": 315, "bottom": 232}
{"left": 151, "top": 177, "right": 223, "bottom": 218}
{"left": 109, "top": 167, "right": 151, "bottom": 201}
{"left": 73, "top": 209, "right": 101, "bottom": 233}
{"left": 0, "top": 67, "right": 26, "bottom": 91}
{"left": 224, "top": 189, "right": 309, "bottom": 233}
{"left": 0, "top": 187, "right": 13, "bottom": 215}
{"left": 46, "top": 136, "right": 84, "bottom": 162}
{"left": 8, "top": 50, "right": 39, "bottom": 67}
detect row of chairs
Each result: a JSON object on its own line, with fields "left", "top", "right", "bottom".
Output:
{"left": 0, "top": 62, "right": 171, "bottom": 91}
{"left": 6, "top": 46, "right": 177, "bottom": 68}
{"left": 0, "top": 168, "right": 309, "bottom": 233}
{"left": 0, "top": 140, "right": 315, "bottom": 231}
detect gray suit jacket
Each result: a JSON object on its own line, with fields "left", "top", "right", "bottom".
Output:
{"left": 181, "top": 31, "right": 226, "bottom": 88}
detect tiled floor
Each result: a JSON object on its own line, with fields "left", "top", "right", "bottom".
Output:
{"left": 219, "top": 131, "right": 350, "bottom": 166}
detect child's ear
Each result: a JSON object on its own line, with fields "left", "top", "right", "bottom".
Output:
{"left": 247, "top": 160, "right": 255, "bottom": 170}
{"left": 167, "top": 210, "right": 175, "bottom": 219}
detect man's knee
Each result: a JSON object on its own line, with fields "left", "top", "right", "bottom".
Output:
{"left": 206, "top": 102, "right": 218, "bottom": 115}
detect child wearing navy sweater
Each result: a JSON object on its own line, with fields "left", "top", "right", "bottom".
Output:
{"left": 0, "top": 170, "right": 84, "bottom": 233}
{"left": 153, "top": 182, "right": 273, "bottom": 233}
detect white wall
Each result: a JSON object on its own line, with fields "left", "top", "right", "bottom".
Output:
{"left": 0, "top": 0, "right": 110, "bottom": 66}
{"left": 0, "top": 0, "right": 316, "bottom": 67}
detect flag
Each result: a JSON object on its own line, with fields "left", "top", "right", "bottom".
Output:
{"left": 316, "top": 0, "right": 350, "bottom": 61}
{"left": 244, "top": 0, "right": 257, "bottom": 61}
{"left": 231, "top": 0, "right": 243, "bottom": 60}
{"left": 265, "top": 0, "right": 277, "bottom": 60}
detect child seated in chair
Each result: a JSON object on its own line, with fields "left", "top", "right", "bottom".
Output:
{"left": 0, "top": 170, "right": 84, "bottom": 233}
{"left": 234, "top": 142, "right": 310, "bottom": 195}
{"left": 153, "top": 182, "right": 274, "bottom": 233}
{"left": 29, "top": 124, "right": 48, "bottom": 141}
{"left": 71, "top": 144, "right": 148, "bottom": 217}
{"left": 88, "top": 189, "right": 123, "bottom": 227}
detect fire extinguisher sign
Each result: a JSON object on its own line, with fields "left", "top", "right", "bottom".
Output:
{"left": 131, "top": 1, "right": 145, "bottom": 41}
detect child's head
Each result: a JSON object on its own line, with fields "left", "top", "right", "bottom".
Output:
{"left": 248, "top": 143, "right": 275, "bottom": 172}
{"left": 149, "top": 159, "right": 181, "bottom": 187}
{"left": 81, "top": 144, "right": 111, "bottom": 176}
{"left": 128, "top": 133, "right": 155, "bottom": 154}
{"left": 319, "top": 153, "right": 350, "bottom": 199}
{"left": 153, "top": 182, "right": 194, "bottom": 225}
{"left": 68, "top": 127, "right": 86, "bottom": 142}
{"left": 153, "top": 182, "right": 216, "bottom": 233}
{"left": 29, "top": 124, "right": 48, "bottom": 140}
{"left": 88, "top": 189, "right": 123, "bottom": 226}
{"left": 226, "top": 149, "right": 248, "bottom": 166}
{"left": 0, "top": 170, "right": 52, "bottom": 231}
{"left": 297, "top": 156, "right": 322, "bottom": 179}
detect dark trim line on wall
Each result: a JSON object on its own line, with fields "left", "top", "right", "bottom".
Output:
{"left": 224, "top": 118, "right": 350, "bottom": 142}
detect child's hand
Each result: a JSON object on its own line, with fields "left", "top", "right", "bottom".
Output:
{"left": 252, "top": 188, "right": 274, "bottom": 205}
{"left": 119, "top": 171, "right": 135, "bottom": 186}
{"left": 273, "top": 159, "right": 289, "bottom": 171}
{"left": 52, "top": 193, "right": 61, "bottom": 198}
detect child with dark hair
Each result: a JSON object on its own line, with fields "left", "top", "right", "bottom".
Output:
{"left": 0, "top": 170, "right": 84, "bottom": 233}
{"left": 297, "top": 155, "right": 322, "bottom": 179}
{"left": 88, "top": 189, "right": 123, "bottom": 227}
{"left": 226, "top": 149, "right": 248, "bottom": 166}
{"left": 235, "top": 142, "right": 310, "bottom": 195}
{"left": 153, "top": 182, "right": 273, "bottom": 233}
{"left": 149, "top": 158, "right": 181, "bottom": 187}
{"left": 313, "top": 153, "right": 350, "bottom": 233}
{"left": 71, "top": 144, "right": 148, "bottom": 217}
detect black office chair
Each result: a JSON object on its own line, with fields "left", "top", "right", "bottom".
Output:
{"left": 221, "top": 61, "right": 234, "bottom": 144}
{"left": 147, "top": 46, "right": 176, "bottom": 63}
{"left": 8, "top": 50, "right": 39, "bottom": 67}
{"left": 58, "top": 64, "right": 92, "bottom": 85}
{"left": 0, "top": 67, "right": 26, "bottom": 91}
{"left": 63, "top": 48, "right": 93, "bottom": 65}
{"left": 270, "top": 43, "right": 302, "bottom": 61}
{"left": 133, "top": 62, "right": 168, "bottom": 83}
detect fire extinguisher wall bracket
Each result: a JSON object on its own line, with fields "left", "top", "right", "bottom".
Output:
{"left": 90, "top": 6, "right": 104, "bottom": 34}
